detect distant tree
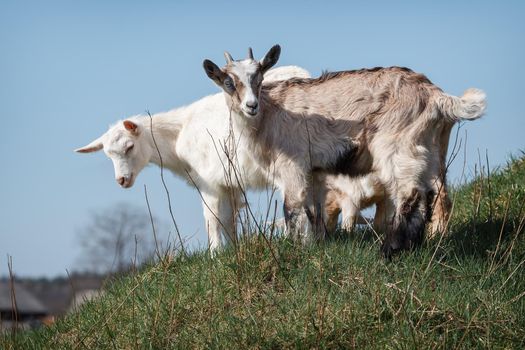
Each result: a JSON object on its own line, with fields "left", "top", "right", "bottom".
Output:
{"left": 77, "top": 203, "right": 164, "bottom": 273}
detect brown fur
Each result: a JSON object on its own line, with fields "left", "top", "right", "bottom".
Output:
{"left": 263, "top": 68, "right": 466, "bottom": 254}
{"left": 204, "top": 47, "right": 484, "bottom": 257}
{"left": 325, "top": 188, "right": 343, "bottom": 233}
{"left": 243, "top": 68, "right": 460, "bottom": 254}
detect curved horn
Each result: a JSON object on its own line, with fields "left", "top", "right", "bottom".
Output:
{"left": 247, "top": 47, "right": 254, "bottom": 60}
{"left": 224, "top": 51, "right": 233, "bottom": 64}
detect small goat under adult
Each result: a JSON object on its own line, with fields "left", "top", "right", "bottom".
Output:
{"left": 324, "top": 117, "right": 454, "bottom": 237}
{"left": 203, "top": 45, "right": 485, "bottom": 258}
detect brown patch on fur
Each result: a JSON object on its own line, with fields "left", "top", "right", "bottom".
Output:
{"left": 322, "top": 121, "right": 373, "bottom": 177}
{"left": 267, "top": 66, "right": 434, "bottom": 90}
{"left": 225, "top": 70, "right": 247, "bottom": 108}
{"left": 341, "top": 147, "right": 372, "bottom": 176}
{"left": 364, "top": 117, "right": 379, "bottom": 136}
{"left": 325, "top": 189, "right": 343, "bottom": 233}
{"left": 425, "top": 189, "right": 436, "bottom": 222}
{"left": 401, "top": 188, "right": 421, "bottom": 216}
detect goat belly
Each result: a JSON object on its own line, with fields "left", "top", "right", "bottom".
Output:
{"left": 320, "top": 143, "right": 372, "bottom": 177}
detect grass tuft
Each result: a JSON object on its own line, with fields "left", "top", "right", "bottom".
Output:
{"left": 3, "top": 154, "right": 525, "bottom": 349}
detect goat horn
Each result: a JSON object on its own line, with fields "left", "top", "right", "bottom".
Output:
{"left": 248, "top": 47, "right": 254, "bottom": 60}
{"left": 224, "top": 51, "right": 233, "bottom": 64}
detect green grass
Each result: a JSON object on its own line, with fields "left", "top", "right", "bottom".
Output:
{"left": 3, "top": 154, "right": 525, "bottom": 349}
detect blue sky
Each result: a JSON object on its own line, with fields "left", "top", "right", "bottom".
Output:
{"left": 1, "top": 1, "right": 524, "bottom": 277}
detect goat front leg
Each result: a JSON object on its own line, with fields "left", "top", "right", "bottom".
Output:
{"left": 373, "top": 196, "right": 394, "bottom": 234}
{"left": 283, "top": 192, "right": 308, "bottom": 243}
{"left": 377, "top": 146, "right": 431, "bottom": 258}
{"left": 304, "top": 172, "right": 329, "bottom": 241}
{"left": 324, "top": 190, "right": 342, "bottom": 235}
{"left": 284, "top": 193, "right": 327, "bottom": 243}
{"left": 201, "top": 192, "right": 222, "bottom": 252}
{"left": 280, "top": 166, "right": 316, "bottom": 244}
{"left": 201, "top": 190, "right": 238, "bottom": 253}
{"left": 340, "top": 199, "right": 359, "bottom": 233}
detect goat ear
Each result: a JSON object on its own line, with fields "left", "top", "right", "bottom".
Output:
{"left": 203, "top": 59, "right": 228, "bottom": 87}
{"left": 260, "top": 44, "right": 281, "bottom": 74}
{"left": 123, "top": 120, "right": 139, "bottom": 134}
{"left": 75, "top": 136, "right": 104, "bottom": 153}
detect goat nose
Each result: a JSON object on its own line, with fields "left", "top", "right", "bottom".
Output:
{"left": 117, "top": 177, "right": 125, "bottom": 186}
{"left": 246, "top": 101, "right": 258, "bottom": 109}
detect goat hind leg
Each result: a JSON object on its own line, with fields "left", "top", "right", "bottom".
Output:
{"left": 324, "top": 192, "right": 341, "bottom": 235}
{"left": 428, "top": 176, "right": 451, "bottom": 237}
{"left": 373, "top": 197, "right": 394, "bottom": 234}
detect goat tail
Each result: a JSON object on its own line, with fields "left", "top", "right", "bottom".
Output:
{"left": 436, "top": 88, "right": 486, "bottom": 122}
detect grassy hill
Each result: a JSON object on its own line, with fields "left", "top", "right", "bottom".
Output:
{"left": 3, "top": 154, "right": 525, "bottom": 349}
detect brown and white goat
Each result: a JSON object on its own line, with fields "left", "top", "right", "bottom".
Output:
{"left": 203, "top": 45, "right": 485, "bottom": 257}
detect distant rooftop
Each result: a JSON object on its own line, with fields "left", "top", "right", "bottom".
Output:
{"left": 0, "top": 282, "right": 48, "bottom": 316}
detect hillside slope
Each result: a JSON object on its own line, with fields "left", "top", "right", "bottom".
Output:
{"left": 3, "top": 155, "right": 525, "bottom": 349}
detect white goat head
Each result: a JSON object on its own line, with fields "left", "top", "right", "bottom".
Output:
{"left": 202, "top": 45, "right": 281, "bottom": 119}
{"left": 75, "top": 120, "right": 151, "bottom": 188}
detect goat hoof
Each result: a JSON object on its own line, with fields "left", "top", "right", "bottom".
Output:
{"left": 381, "top": 237, "right": 404, "bottom": 260}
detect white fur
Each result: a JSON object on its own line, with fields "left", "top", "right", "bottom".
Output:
{"left": 76, "top": 66, "right": 311, "bottom": 252}
{"left": 437, "top": 88, "right": 487, "bottom": 121}
{"left": 324, "top": 174, "right": 392, "bottom": 232}
{"left": 78, "top": 62, "right": 436, "bottom": 251}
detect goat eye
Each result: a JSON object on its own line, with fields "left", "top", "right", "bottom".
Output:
{"left": 224, "top": 78, "right": 235, "bottom": 91}
{"left": 125, "top": 144, "right": 134, "bottom": 154}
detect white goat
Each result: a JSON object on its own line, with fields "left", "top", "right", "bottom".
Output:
{"left": 76, "top": 66, "right": 311, "bottom": 252}
{"left": 203, "top": 45, "right": 485, "bottom": 257}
